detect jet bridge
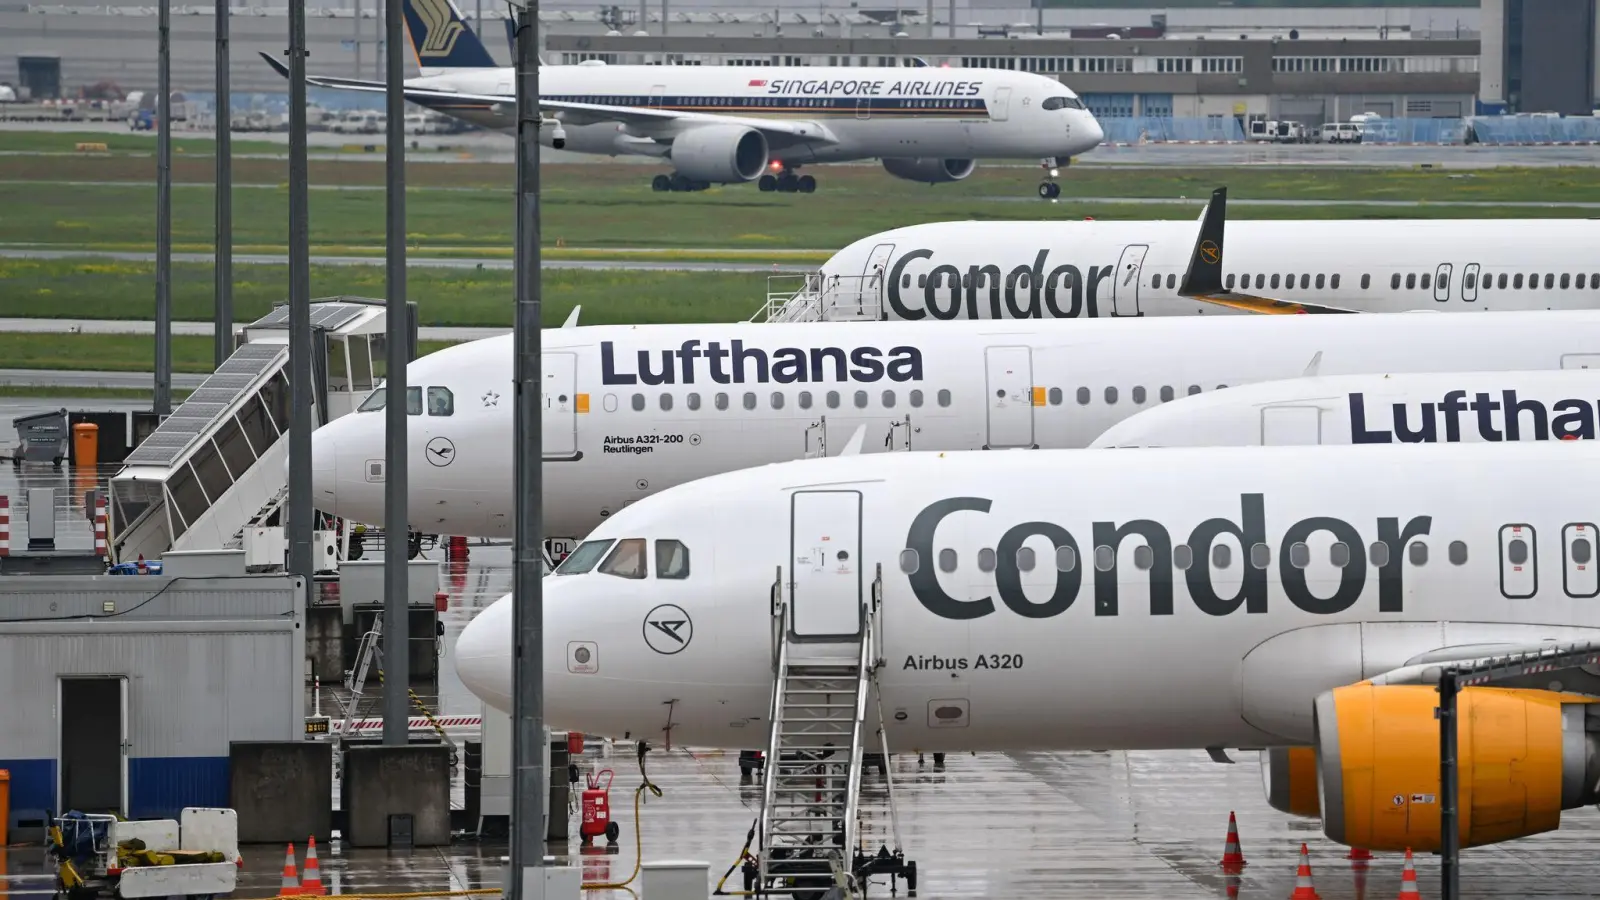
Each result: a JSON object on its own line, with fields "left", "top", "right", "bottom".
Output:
{"left": 108, "top": 298, "right": 409, "bottom": 564}
{"left": 750, "top": 273, "right": 885, "bottom": 323}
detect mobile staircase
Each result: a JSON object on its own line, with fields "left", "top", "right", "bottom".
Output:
{"left": 754, "top": 562, "right": 916, "bottom": 899}
{"left": 749, "top": 274, "right": 885, "bottom": 323}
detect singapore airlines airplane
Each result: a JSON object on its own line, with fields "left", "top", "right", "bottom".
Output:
{"left": 311, "top": 311, "right": 1600, "bottom": 541}
{"left": 259, "top": 0, "right": 1102, "bottom": 196}
{"left": 1092, "top": 370, "right": 1600, "bottom": 448}
{"left": 455, "top": 440, "right": 1600, "bottom": 853}
{"left": 776, "top": 187, "right": 1600, "bottom": 319}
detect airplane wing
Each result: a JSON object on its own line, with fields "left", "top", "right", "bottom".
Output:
{"left": 1176, "top": 187, "right": 1358, "bottom": 315}
{"left": 257, "top": 52, "right": 838, "bottom": 144}
{"left": 1363, "top": 639, "right": 1600, "bottom": 695}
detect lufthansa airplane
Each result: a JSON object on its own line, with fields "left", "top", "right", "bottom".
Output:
{"left": 310, "top": 311, "right": 1600, "bottom": 541}
{"left": 1092, "top": 370, "right": 1600, "bottom": 448}
{"left": 455, "top": 440, "right": 1600, "bottom": 852}
{"left": 779, "top": 187, "right": 1600, "bottom": 319}
{"left": 259, "top": 0, "right": 1102, "bottom": 196}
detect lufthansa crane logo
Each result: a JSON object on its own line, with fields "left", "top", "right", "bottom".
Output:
{"left": 1198, "top": 240, "right": 1220, "bottom": 265}
{"left": 425, "top": 436, "right": 456, "bottom": 467}
{"left": 413, "top": 0, "right": 466, "bottom": 58}
{"left": 643, "top": 603, "right": 692, "bottom": 655}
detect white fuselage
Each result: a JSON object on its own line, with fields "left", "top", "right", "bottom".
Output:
{"left": 407, "top": 64, "right": 1102, "bottom": 163}
{"left": 454, "top": 442, "right": 1600, "bottom": 752}
{"left": 806, "top": 219, "right": 1600, "bottom": 319}
{"left": 311, "top": 313, "right": 1600, "bottom": 539}
{"left": 1093, "top": 370, "right": 1600, "bottom": 448}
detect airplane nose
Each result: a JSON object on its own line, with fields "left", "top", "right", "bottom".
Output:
{"left": 456, "top": 593, "right": 513, "bottom": 713}
{"left": 1084, "top": 114, "right": 1105, "bottom": 147}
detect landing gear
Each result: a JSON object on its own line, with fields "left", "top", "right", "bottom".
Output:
{"left": 652, "top": 173, "right": 710, "bottom": 192}
{"left": 758, "top": 168, "right": 817, "bottom": 193}
{"left": 1037, "top": 181, "right": 1061, "bottom": 200}
{"left": 1038, "top": 155, "right": 1067, "bottom": 200}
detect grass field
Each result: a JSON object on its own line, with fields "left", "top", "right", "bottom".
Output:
{"left": 0, "top": 131, "right": 286, "bottom": 156}
{"left": 0, "top": 332, "right": 455, "bottom": 374}
{"left": 0, "top": 385, "right": 192, "bottom": 401}
{"left": 0, "top": 259, "right": 765, "bottom": 326}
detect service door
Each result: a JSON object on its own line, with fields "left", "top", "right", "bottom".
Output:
{"left": 1259, "top": 406, "right": 1323, "bottom": 445}
{"left": 990, "top": 86, "right": 1012, "bottom": 122}
{"left": 649, "top": 85, "right": 665, "bottom": 109}
{"left": 542, "top": 351, "right": 580, "bottom": 460}
{"left": 1462, "top": 263, "right": 1481, "bottom": 302}
{"left": 984, "top": 346, "right": 1034, "bottom": 449}
{"left": 1499, "top": 524, "right": 1538, "bottom": 599}
{"left": 1113, "top": 245, "right": 1149, "bottom": 317}
{"left": 1433, "top": 263, "right": 1452, "bottom": 303}
{"left": 860, "top": 242, "right": 896, "bottom": 316}
{"left": 789, "top": 490, "right": 864, "bottom": 640}
{"left": 59, "top": 676, "right": 128, "bottom": 816}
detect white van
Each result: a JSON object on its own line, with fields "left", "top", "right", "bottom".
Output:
{"left": 1319, "top": 122, "right": 1363, "bottom": 143}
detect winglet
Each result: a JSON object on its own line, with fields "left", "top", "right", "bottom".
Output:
{"left": 838, "top": 425, "right": 869, "bottom": 457}
{"left": 1302, "top": 350, "right": 1323, "bottom": 377}
{"left": 258, "top": 50, "right": 290, "bottom": 80}
{"left": 1176, "top": 187, "right": 1226, "bottom": 298}
{"left": 561, "top": 306, "right": 581, "bottom": 328}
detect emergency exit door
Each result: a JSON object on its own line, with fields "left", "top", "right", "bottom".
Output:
{"left": 789, "top": 490, "right": 864, "bottom": 640}
{"left": 859, "top": 243, "right": 896, "bottom": 317}
{"left": 984, "top": 346, "right": 1035, "bottom": 449}
{"left": 543, "top": 351, "right": 580, "bottom": 460}
{"left": 990, "top": 86, "right": 1012, "bottom": 122}
{"left": 59, "top": 676, "right": 127, "bottom": 816}
{"left": 1499, "top": 524, "right": 1537, "bottom": 599}
{"left": 1563, "top": 523, "right": 1598, "bottom": 598}
{"left": 1113, "top": 245, "right": 1148, "bottom": 317}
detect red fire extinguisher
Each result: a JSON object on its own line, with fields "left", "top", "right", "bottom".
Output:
{"left": 580, "top": 769, "right": 620, "bottom": 846}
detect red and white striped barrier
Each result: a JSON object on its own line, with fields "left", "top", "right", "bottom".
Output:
{"left": 0, "top": 495, "right": 9, "bottom": 557}
{"left": 94, "top": 493, "right": 108, "bottom": 559}
{"left": 333, "top": 715, "right": 483, "bottom": 734}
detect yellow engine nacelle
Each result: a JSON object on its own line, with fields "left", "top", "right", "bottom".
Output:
{"left": 1313, "top": 684, "right": 1600, "bottom": 851}
{"left": 1261, "top": 747, "right": 1321, "bottom": 818}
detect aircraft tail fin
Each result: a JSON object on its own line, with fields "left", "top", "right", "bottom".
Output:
{"left": 503, "top": 15, "right": 547, "bottom": 64}
{"left": 1177, "top": 187, "right": 1226, "bottom": 297}
{"left": 401, "top": 0, "right": 499, "bottom": 71}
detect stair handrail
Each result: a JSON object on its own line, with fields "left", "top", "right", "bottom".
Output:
{"left": 841, "top": 602, "right": 873, "bottom": 881}
{"left": 758, "top": 566, "right": 789, "bottom": 879}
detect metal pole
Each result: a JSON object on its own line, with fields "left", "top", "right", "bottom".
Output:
{"left": 509, "top": 3, "right": 544, "bottom": 896}
{"left": 948, "top": 0, "right": 955, "bottom": 38}
{"left": 287, "top": 0, "right": 314, "bottom": 583}
{"left": 381, "top": 0, "right": 410, "bottom": 747}
{"left": 155, "top": 0, "right": 173, "bottom": 415}
{"left": 214, "top": 0, "right": 233, "bottom": 370}
{"left": 1438, "top": 671, "right": 1461, "bottom": 900}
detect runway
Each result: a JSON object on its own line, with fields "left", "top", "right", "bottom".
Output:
{"left": 0, "top": 246, "right": 783, "bottom": 273}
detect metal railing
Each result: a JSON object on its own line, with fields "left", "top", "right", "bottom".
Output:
{"left": 750, "top": 273, "right": 885, "bottom": 323}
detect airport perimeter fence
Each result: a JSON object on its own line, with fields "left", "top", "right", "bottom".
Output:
{"left": 1098, "top": 116, "right": 1600, "bottom": 146}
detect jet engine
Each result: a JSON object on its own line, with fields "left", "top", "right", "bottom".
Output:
{"left": 667, "top": 125, "right": 769, "bottom": 184}
{"left": 1260, "top": 747, "right": 1320, "bottom": 818}
{"left": 881, "top": 157, "right": 977, "bottom": 184}
{"left": 1314, "top": 684, "right": 1600, "bottom": 851}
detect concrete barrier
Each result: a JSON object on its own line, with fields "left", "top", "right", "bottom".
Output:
{"left": 230, "top": 741, "right": 333, "bottom": 843}
{"left": 343, "top": 743, "right": 451, "bottom": 847}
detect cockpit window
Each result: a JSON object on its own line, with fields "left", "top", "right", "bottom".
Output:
{"left": 656, "top": 540, "right": 690, "bottom": 579}
{"left": 357, "top": 385, "right": 424, "bottom": 414}
{"left": 555, "top": 539, "right": 614, "bottom": 575}
{"left": 1042, "top": 96, "right": 1084, "bottom": 111}
{"left": 427, "top": 386, "right": 454, "bottom": 416}
{"left": 598, "top": 538, "right": 648, "bottom": 579}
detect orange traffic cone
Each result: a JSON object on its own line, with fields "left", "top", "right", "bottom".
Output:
{"left": 1288, "top": 843, "right": 1321, "bottom": 900}
{"left": 1396, "top": 848, "right": 1421, "bottom": 899}
{"left": 1219, "top": 811, "right": 1247, "bottom": 869}
{"left": 1347, "top": 846, "right": 1374, "bottom": 861}
{"left": 300, "top": 837, "right": 326, "bottom": 896}
{"left": 279, "top": 843, "right": 301, "bottom": 897}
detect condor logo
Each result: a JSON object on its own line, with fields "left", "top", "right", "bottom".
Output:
{"left": 904, "top": 495, "right": 1429, "bottom": 620}
{"left": 601, "top": 339, "right": 924, "bottom": 386}
{"left": 885, "top": 249, "right": 1117, "bottom": 320}
{"left": 1350, "top": 389, "right": 1599, "bottom": 443}
{"left": 413, "top": 0, "right": 466, "bottom": 57}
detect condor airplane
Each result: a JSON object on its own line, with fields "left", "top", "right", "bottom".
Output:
{"left": 781, "top": 187, "right": 1600, "bottom": 319}
{"left": 311, "top": 310, "right": 1600, "bottom": 541}
{"left": 1092, "top": 370, "right": 1600, "bottom": 448}
{"left": 455, "top": 440, "right": 1600, "bottom": 852}
{"left": 259, "top": 0, "right": 1101, "bottom": 196}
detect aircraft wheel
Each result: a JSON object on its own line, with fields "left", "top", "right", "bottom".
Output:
{"left": 1037, "top": 182, "right": 1054, "bottom": 199}
{"left": 758, "top": 174, "right": 777, "bottom": 192}
{"left": 670, "top": 174, "right": 692, "bottom": 192}
{"left": 1049, "top": 182, "right": 1062, "bottom": 198}
{"left": 777, "top": 172, "right": 798, "bottom": 192}
{"left": 651, "top": 174, "right": 671, "bottom": 192}
{"left": 797, "top": 175, "right": 816, "bottom": 193}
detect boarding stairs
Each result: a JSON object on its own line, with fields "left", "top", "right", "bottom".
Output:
{"left": 756, "top": 565, "right": 913, "bottom": 899}
{"left": 222, "top": 483, "right": 290, "bottom": 550}
{"left": 749, "top": 274, "right": 885, "bottom": 323}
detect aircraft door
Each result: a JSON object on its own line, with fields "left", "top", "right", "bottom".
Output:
{"left": 990, "top": 86, "right": 1012, "bottom": 122}
{"left": 1463, "top": 263, "right": 1480, "bottom": 302}
{"left": 649, "top": 85, "right": 665, "bottom": 109}
{"left": 856, "top": 97, "right": 871, "bottom": 120}
{"left": 542, "top": 351, "right": 581, "bottom": 460}
{"left": 1112, "top": 244, "right": 1149, "bottom": 317}
{"left": 1562, "top": 523, "right": 1598, "bottom": 598}
{"left": 983, "top": 346, "right": 1035, "bottom": 449}
{"left": 1433, "top": 263, "right": 1452, "bottom": 302}
{"left": 1259, "top": 405, "right": 1323, "bottom": 445}
{"left": 1498, "top": 524, "right": 1537, "bottom": 599}
{"left": 860, "top": 243, "right": 895, "bottom": 315}
{"left": 789, "top": 490, "right": 864, "bottom": 641}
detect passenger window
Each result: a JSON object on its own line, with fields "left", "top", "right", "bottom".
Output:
{"left": 1438, "top": 272, "right": 1449, "bottom": 290}
{"left": 1369, "top": 541, "right": 1390, "bottom": 567}
{"left": 1151, "top": 273, "right": 1161, "bottom": 289}
{"left": 1250, "top": 543, "right": 1271, "bottom": 569}
{"left": 798, "top": 391, "right": 812, "bottom": 409}
{"left": 1290, "top": 542, "right": 1310, "bottom": 568}
{"left": 1360, "top": 274, "right": 1369, "bottom": 289}
{"left": 1508, "top": 539, "right": 1529, "bottom": 565}
{"left": 1094, "top": 545, "right": 1114, "bottom": 571}
{"left": 1077, "top": 387, "right": 1091, "bottom": 405}
{"left": 770, "top": 391, "right": 785, "bottom": 409}
{"left": 1188, "top": 385, "right": 1201, "bottom": 395}
{"left": 854, "top": 390, "right": 868, "bottom": 409}
{"left": 1105, "top": 386, "right": 1118, "bottom": 404}
{"left": 715, "top": 392, "right": 729, "bottom": 411}
{"left": 1212, "top": 544, "right": 1231, "bottom": 569}
{"left": 1173, "top": 544, "right": 1193, "bottom": 570}
{"left": 1331, "top": 274, "right": 1341, "bottom": 289}
{"left": 1581, "top": 274, "right": 1589, "bottom": 290}
{"left": 1500, "top": 274, "right": 1509, "bottom": 289}
{"left": 1226, "top": 274, "right": 1236, "bottom": 289}
{"left": 882, "top": 390, "right": 896, "bottom": 408}
{"left": 1055, "top": 546, "right": 1076, "bottom": 572}
{"left": 1514, "top": 274, "right": 1524, "bottom": 289}
{"left": 938, "top": 548, "right": 958, "bottom": 573}
{"left": 1048, "top": 387, "right": 1063, "bottom": 405}
{"left": 910, "top": 390, "right": 924, "bottom": 408}
{"left": 1271, "top": 274, "right": 1281, "bottom": 289}
{"left": 1391, "top": 273, "right": 1401, "bottom": 290}
{"left": 631, "top": 393, "right": 646, "bottom": 411}
{"left": 1133, "top": 545, "right": 1154, "bottom": 570}
{"left": 555, "top": 538, "right": 614, "bottom": 575}
{"left": 655, "top": 539, "right": 690, "bottom": 579}
{"left": 937, "top": 390, "right": 952, "bottom": 408}
{"left": 1132, "top": 386, "right": 1146, "bottom": 404}
{"left": 1420, "top": 273, "right": 1430, "bottom": 290}
{"left": 598, "top": 538, "right": 647, "bottom": 579}
{"left": 1410, "top": 541, "right": 1428, "bottom": 566}
{"left": 898, "top": 548, "right": 919, "bottom": 574}
{"left": 603, "top": 393, "right": 619, "bottom": 413}
{"left": 1330, "top": 542, "right": 1350, "bottom": 567}
{"left": 977, "top": 547, "right": 997, "bottom": 573}
{"left": 1255, "top": 275, "right": 1265, "bottom": 290}
{"left": 1160, "top": 386, "right": 1174, "bottom": 402}
{"left": 660, "top": 393, "right": 673, "bottom": 411}
{"left": 1315, "top": 274, "right": 1325, "bottom": 290}
{"left": 1546, "top": 274, "right": 1555, "bottom": 289}
{"left": 1562, "top": 273, "right": 1572, "bottom": 289}
{"left": 687, "top": 392, "right": 701, "bottom": 411}
{"left": 1299, "top": 274, "right": 1309, "bottom": 289}
{"left": 426, "top": 386, "right": 454, "bottom": 416}
{"left": 827, "top": 391, "right": 841, "bottom": 409}
{"left": 1575, "top": 539, "right": 1593, "bottom": 565}
{"left": 1465, "top": 273, "right": 1477, "bottom": 290}
{"left": 1016, "top": 546, "right": 1036, "bottom": 572}
{"left": 1448, "top": 540, "right": 1468, "bottom": 565}
{"left": 1406, "top": 273, "right": 1416, "bottom": 290}
{"left": 1167, "top": 274, "right": 1176, "bottom": 290}
{"left": 743, "top": 392, "right": 757, "bottom": 410}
